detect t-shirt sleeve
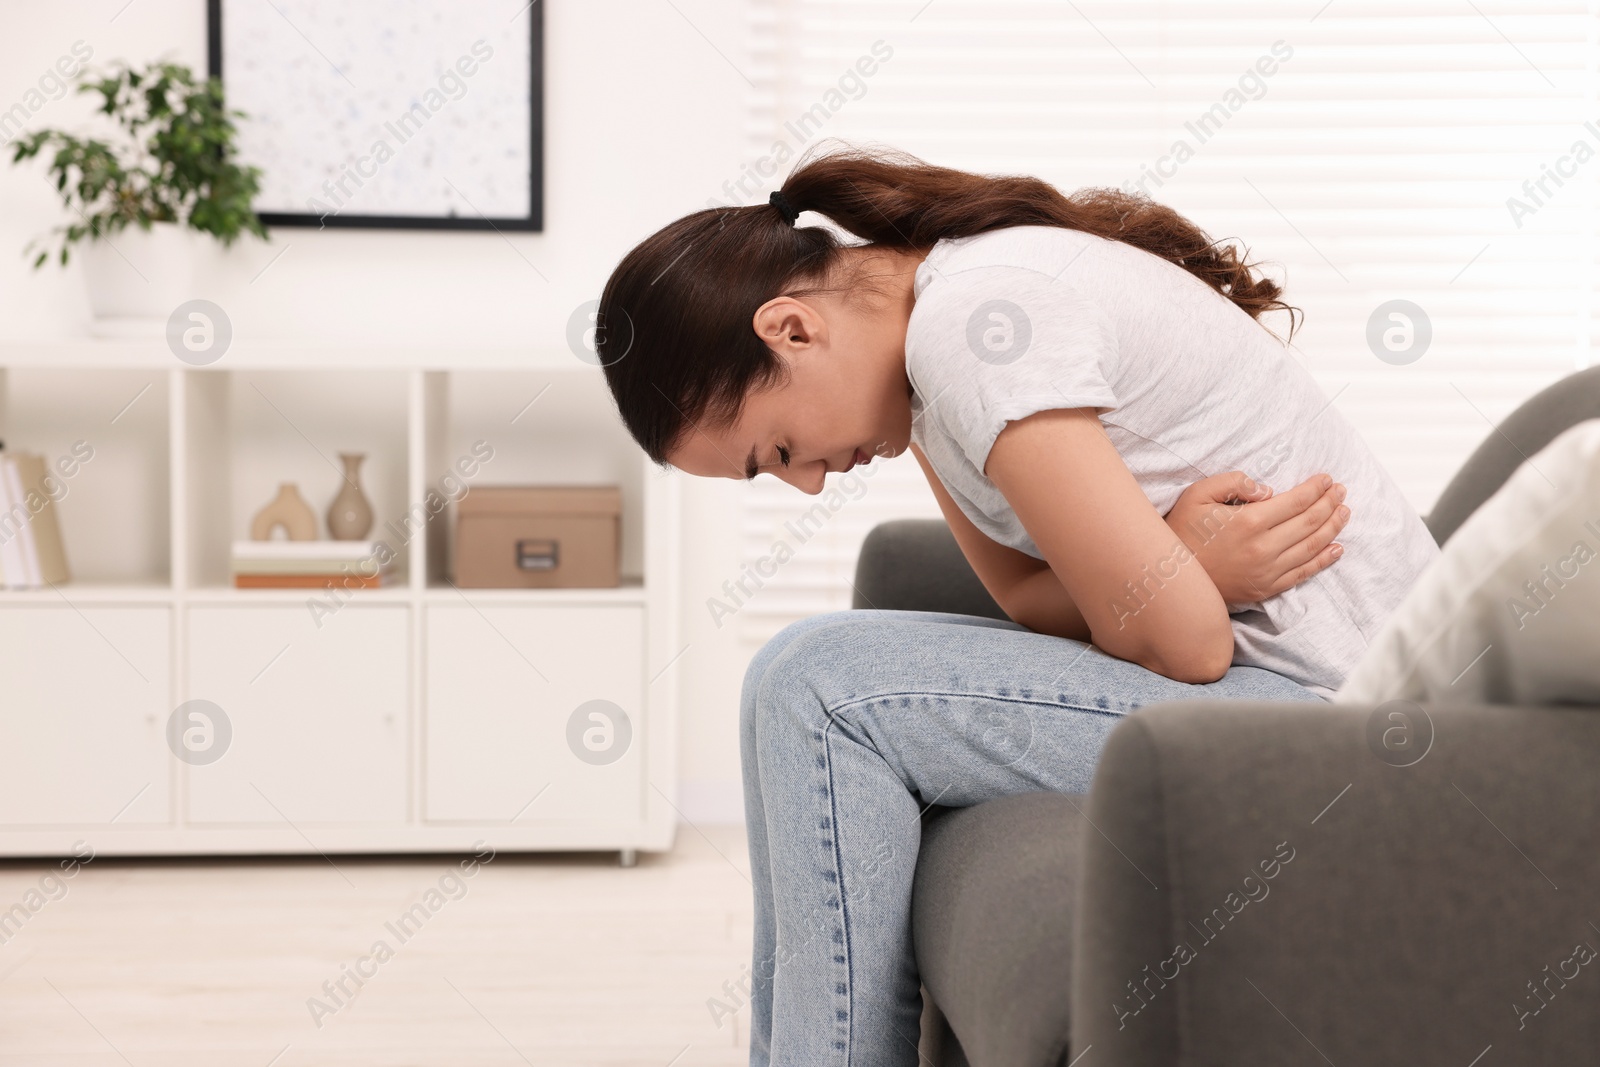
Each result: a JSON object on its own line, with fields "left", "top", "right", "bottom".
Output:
{"left": 905, "top": 264, "right": 1120, "bottom": 476}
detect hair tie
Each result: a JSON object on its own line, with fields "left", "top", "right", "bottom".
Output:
{"left": 768, "top": 190, "right": 799, "bottom": 226}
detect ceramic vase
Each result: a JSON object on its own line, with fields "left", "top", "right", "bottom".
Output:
{"left": 250, "top": 482, "right": 317, "bottom": 541}
{"left": 327, "top": 452, "right": 374, "bottom": 541}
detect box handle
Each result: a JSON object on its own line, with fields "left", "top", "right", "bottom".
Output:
{"left": 515, "top": 538, "right": 559, "bottom": 571}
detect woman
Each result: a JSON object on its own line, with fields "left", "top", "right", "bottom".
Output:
{"left": 594, "top": 144, "right": 1439, "bottom": 1065}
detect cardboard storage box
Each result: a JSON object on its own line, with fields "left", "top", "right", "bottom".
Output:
{"left": 453, "top": 485, "right": 621, "bottom": 588}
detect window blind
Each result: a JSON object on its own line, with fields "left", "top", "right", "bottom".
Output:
{"left": 736, "top": 0, "right": 1598, "bottom": 647}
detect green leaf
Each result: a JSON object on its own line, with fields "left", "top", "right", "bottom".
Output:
{"left": 6, "top": 57, "right": 264, "bottom": 267}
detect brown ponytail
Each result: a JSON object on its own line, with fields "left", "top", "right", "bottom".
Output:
{"left": 597, "top": 141, "right": 1300, "bottom": 468}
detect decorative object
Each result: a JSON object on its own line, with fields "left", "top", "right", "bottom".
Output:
{"left": 209, "top": 0, "right": 543, "bottom": 231}
{"left": 454, "top": 486, "right": 621, "bottom": 589}
{"left": 250, "top": 482, "right": 317, "bottom": 541}
{"left": 326, "top": 452, "right": 375, "bottom": 541}
{"left": 7, "top": 60, "right": 267, "bottom": 329}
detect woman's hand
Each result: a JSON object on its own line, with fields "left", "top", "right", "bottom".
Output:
{"left": 1164, "top": 470, "right": 1350, "bottom": 607}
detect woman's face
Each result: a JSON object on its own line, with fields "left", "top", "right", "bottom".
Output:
{"left": 665, "top": 262, "right": 920, "bottom": 494}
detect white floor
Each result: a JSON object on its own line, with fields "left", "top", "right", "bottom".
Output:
{"left": 0, "top": 826, "right": 756, "bottom": 1066}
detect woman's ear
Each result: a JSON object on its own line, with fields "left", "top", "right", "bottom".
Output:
{"left": 752, "top": 296, "right": 824, "bottom": 354}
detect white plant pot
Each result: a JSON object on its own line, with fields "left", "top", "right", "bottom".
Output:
{"left": 81, "top": 221, "right": 198, "bottom": 337}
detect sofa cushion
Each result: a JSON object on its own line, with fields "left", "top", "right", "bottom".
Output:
{"left": 913, "top": 791, "right": 1086, "bottom": 1066}
{"left": 1337, "top": 418, "right": 1600, "bottom": 707}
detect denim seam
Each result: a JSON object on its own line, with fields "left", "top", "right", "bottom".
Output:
{"left": 820, "top": 713, "right": 854, "bottom": 1066}
{"left": 827, "top": 690, "right": 1128, "bottom": 720}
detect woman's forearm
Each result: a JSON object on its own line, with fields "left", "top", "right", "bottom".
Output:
{"left": 1006, "top": 559, "right": 1238, "bottom": 684}
{"left": 1003, "top": 564, "right": 1092, "bottom": 643}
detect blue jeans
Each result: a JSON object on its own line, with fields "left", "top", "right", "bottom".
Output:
{"left": 739, "top": 608, "right": 1328, "bottom": 1066}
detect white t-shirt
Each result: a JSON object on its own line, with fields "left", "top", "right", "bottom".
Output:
{"left": 904, "top": 224, "right": 1441, "bottom": 696}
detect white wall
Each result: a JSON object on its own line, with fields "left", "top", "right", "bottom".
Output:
{"left": 0, "top": 0, "right": 756, "bottom": 824}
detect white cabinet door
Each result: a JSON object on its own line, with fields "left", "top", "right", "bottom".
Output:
{"left": 425, "top": 605, "right": 644, "bottom": 824}
{"left": 186, "top": 605, "right": 408, "bottom": 824}
{"left": 0, "top": 607, "right": 171, "bottom": 825}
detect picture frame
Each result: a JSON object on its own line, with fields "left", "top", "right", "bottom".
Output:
{"left": 207, "top": 0, "right": 543, "bottom": 231}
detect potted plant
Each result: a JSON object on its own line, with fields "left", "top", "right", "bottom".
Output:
{"left": 9, "top": 59, "right": 268, "bottom": 331}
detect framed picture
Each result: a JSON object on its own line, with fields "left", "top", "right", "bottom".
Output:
{"left": 207, "top": 0, "right": 543, "bottom": 231}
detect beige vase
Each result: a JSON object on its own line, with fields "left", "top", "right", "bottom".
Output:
{"left": 251, "top": 483, "right": 318, "bottom": 540}
{"left": 327, "top": 452, "right": 374, "bottom": 541}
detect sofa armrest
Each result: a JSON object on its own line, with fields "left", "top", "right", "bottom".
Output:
{"left": 851, "top": 519, "right": 1008, "bottom": 620}
{"left": 1072, "top": 699, "right": 1600, "bottom": 1065}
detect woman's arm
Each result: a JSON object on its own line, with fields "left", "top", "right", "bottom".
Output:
{"left": 908, "top": 432, "right": 1353, "bottom": 676}
{"left": 985, "top": 407, "right": 1233, "bottom": 683}
{"left": 999, "top": 565, "right": 1091, "bottom": 642}
{"left": 907, "top": 441, "right": 1089, "bottom": 639}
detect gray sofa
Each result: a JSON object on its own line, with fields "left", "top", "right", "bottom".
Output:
{"left": 850, "top": 366, "right": 1600, "bottom": 1066}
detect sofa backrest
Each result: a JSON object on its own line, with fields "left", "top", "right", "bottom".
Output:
{"left": 1425, "top": 365, "right": 1600, "bottom": 546}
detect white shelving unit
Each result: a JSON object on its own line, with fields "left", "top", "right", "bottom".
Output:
{"left": 0, "top": 341, "right": 681, "bottom": 860}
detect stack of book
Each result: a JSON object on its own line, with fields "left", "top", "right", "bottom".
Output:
{"left": 230, "top": 540, "right": 394, "bottom": 589}
{"left": 0, "top": 448, "right": 71, "bottom": 590}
